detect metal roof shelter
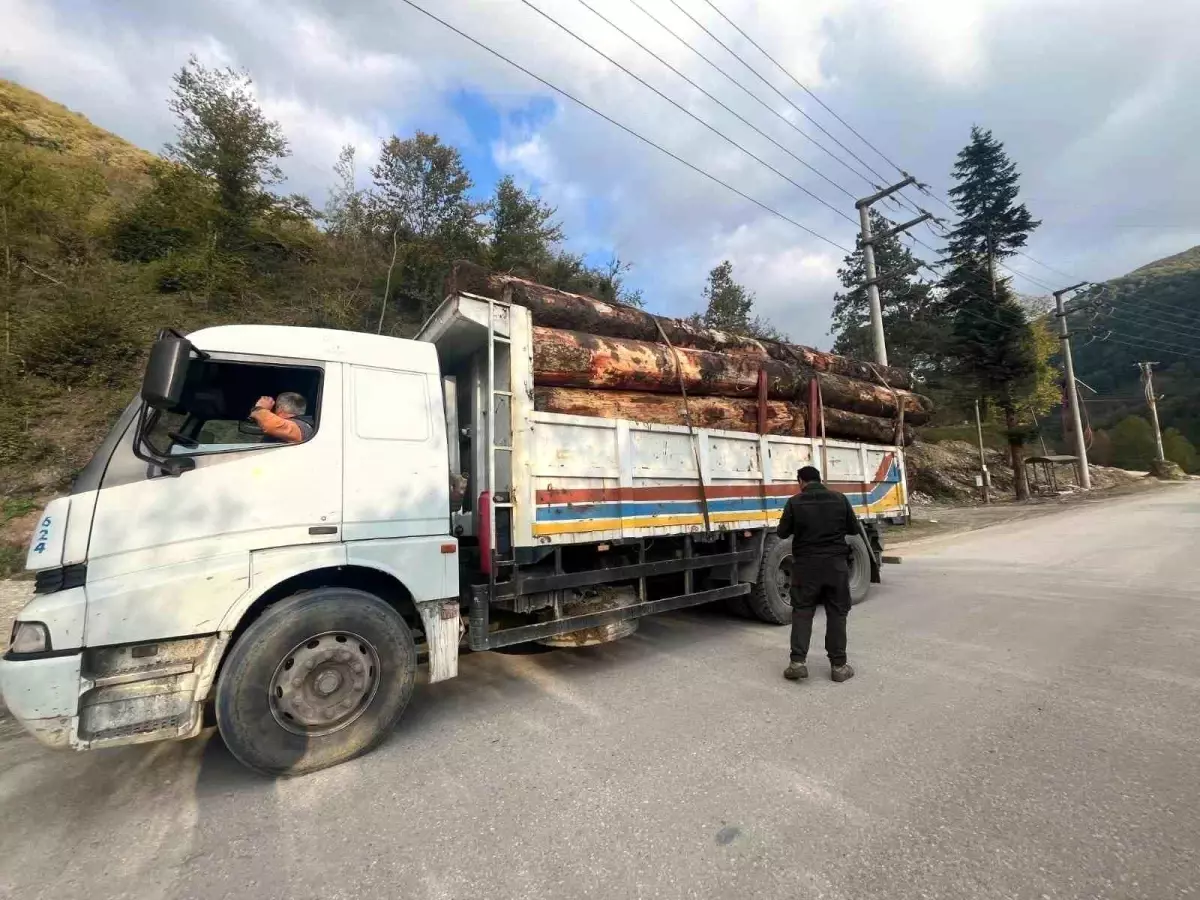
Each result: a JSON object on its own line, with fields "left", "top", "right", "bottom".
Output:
{"left": 1025, "top": 455, "right": 1082, "bottom": 495}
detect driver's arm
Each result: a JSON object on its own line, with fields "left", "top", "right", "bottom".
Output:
{"left": 250, "top": 398, "right": 303, "bottom": 443}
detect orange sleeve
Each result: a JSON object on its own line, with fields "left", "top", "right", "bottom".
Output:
{"left": 251, "top": 409, "right": 303, "bottom": 443}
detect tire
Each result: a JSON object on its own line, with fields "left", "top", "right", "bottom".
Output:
{"left": 215, "top": 587, "right": 417, "bottom": 776}
{"left": 847, "top": 534, "right": 871, "bottom": 605}
{"left": 747, "top": 534, "right": 793, "bottom": 625}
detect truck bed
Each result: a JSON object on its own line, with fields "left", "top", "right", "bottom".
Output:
{"left": 516, "top": 411, "right": 906, "bottom": 547}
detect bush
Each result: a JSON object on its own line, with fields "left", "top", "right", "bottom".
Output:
{"left": 16, "top": 284, "right": 148, "bottom": 387}
{"left": 1109, "top": 416, "right": 1157, "bottom": 470}
{"left": 1163, "top": 428, "right": 1197, "bottom": 473}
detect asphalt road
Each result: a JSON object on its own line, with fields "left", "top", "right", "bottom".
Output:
{"left": 1, "top": 484, "right": 1197, "bottom": 900}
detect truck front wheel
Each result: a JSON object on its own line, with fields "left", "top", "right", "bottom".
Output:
{"left": 215, "top": 587, "right": 417, "bottom": 776}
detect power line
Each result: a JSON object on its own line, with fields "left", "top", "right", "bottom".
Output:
{"left": 661, "top": 0, "right": 894, "bottom": 187}
{"left": 1099, "top": 309, "right": 1200, "bottom": 342}
{"left": 1100, "top": 293, "right": 1200, "bottom": 325}
{"left": 515, "top": 0, "right": 859, "bottom": 226}
{"left": 698, "top": 0, "right": 910, "bottom": 179}
{"left": 621, "top": 0, "right": 877, "bottom": 189}
{"left": 393, "top": 0, "right": 851, "bottom": 254}
{"left": 696, "top": 0, "right": 1100, "bottom": 289}
{"left": 567, "top": 0, "right": 859, "bottom": 201}
{"left": 1094, "top": 332, "right": 1199, "bottom": 359}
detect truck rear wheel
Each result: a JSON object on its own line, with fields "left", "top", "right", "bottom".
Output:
{"left": 847, "top": 534, "right": 871, "bottom": 605}
{"left": 215, "top": 587, "right": 417, "bottom": 776}
{"left": 749, "top": 534, "right": 872, "bottom": 621}
{"left": 747, "top": 534, "right": 793, "bottom": 625}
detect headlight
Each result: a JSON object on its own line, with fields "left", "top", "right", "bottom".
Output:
{"left": 9, "top": 622, "right": 50, "bottom": 654}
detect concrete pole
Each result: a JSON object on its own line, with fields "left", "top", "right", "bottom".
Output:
{"left": 858, "top": 204, "right": 887, "bottom": 367}
{"left": 974, "top": 398, "right": 990, "bottom": 504}
{"left": 1139, "top": 362, "right": 1166, "bottom": 461}
{"left": 1054, "top": 284, "right": 1092, "bottom": 489}
{"left": 854, "top": 177, "right": 929, "bottom": 369}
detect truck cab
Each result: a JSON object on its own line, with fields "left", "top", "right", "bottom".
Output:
{"left": 2, "top": 325, "right": 461, "bottom": 773}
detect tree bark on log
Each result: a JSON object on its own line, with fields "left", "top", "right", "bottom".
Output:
{"left": 817, "top": 407, "right": 915, "bottom": 446}
{"left": 531, "top": 326, "right": 932, "bottom": 424}
{"left": 534, "top": 387, "right": 804, "bottom": 435}
{"left": 533, "top": 386, "right": 912, "bottom": 445}
{"left": 447, "top": 260, "right": 915, "bottom": 389}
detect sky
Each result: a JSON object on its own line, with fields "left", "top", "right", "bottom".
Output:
{"left": 3, "top": 0, "right": 1198, "bottom": 348}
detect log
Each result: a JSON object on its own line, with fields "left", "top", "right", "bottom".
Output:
{"left": 531, "top": 326, "right": 933, "bottom": 424}
{"left": 817, "top": 407, "right": 915, "bottom": 446}
{"left": 447, "top": 260, "right": 916, "bottom": 389}
{"left": 534, "top": 386, "right": 911, "bottom": 446}
{"left": 534, "top": 387, "right": 804, "bottom": 436}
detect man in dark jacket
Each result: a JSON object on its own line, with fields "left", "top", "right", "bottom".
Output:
{"left": 776, "top": 466, "right": 860, "bottom": 683}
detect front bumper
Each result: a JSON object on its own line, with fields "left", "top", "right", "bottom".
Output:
{"left": 1, "top": 634, "right": 222, "bottom": 751}
{"left": 0, "top": 651, "right": 82, "bottom": 749}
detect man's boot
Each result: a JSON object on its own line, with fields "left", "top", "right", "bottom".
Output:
{"left": 831, "top": 663, "right": 855, "bottom": 683}
{"left": 783, "top": 661, "right": 808, "bottom": 681}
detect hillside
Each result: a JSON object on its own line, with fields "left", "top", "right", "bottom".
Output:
{"left": 0, "top": 79, "right": 155, "bottom": 202}
{"left": 1068, "top": 245, "right": 1200, "bottom": 455}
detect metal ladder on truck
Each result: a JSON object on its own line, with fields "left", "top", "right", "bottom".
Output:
{"left": 483, "top": 295, "right": 514, "bottom": 602}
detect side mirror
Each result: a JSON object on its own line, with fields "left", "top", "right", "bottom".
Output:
{"left": 141, "top": 334, "right": 197, "bottom": 410}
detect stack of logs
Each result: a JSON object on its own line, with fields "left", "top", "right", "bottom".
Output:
{"left": 447, "top": 262, "right": 932, "bottom": 446}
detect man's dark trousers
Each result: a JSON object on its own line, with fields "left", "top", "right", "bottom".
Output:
{"left": 789, "top": 558, "right": 851, "bottom": 666}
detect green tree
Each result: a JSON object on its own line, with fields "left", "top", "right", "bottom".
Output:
{"left": 1162, "top": 427, "right": 1197, "bottom": 473}
{"left": 942, "top": 127, "right": 1043, "bottom": 500}
{"left": 369, "top": 132, "right": 488, "bottom": 327}
{"left": 1109, "top": 415, "right": 1157, "bottom": 470}
{"left": 165, "top": 56, "right": 290, "bottom": 246}
{"left": 542, "top": 250, "right": 645, "bottom": 307}
{"left": 829, "top": 209, "right": 944, "bottom": 374}
{"left": 324, "top": 144, "right": 368, "bottom": 244}
{"left": 945, "top": 126, "right": 1040, "bottom": 266}
{"left": 488, "top": 175, "right": 563, "bottom": 275}
{"left": 694, "top": 259, "right": 780, "bottom": 339}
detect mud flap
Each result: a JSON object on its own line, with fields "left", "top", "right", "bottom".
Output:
{"left": 417, "top": 598, "right": 461, "bottom": 684}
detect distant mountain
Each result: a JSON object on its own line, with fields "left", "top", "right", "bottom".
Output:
{"left": 1070, "top": 244, "right": 1200, "bottom": 445}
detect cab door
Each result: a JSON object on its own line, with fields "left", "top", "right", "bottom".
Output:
{"left": 83, "top": 357, "right": 343, "bottom": 646}
{"left": 341, "top": 364, "right": 449, "bottom": 541}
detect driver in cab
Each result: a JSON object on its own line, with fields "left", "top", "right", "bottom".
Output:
{"left": 249, "top": 392, "right": 312, "bottom": 444}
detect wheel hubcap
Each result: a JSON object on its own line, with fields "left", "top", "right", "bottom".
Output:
{"left": 776, "top": 554, "right": 793, "bottom": 598}
{"left": 269, "top": 631, "right": 381, "bottom": 736}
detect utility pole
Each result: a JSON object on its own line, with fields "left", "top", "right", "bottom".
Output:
{"left": 856, "top": 177, "right": 933, "bottom": 366}
{"left": 974, "top": 399, "right": 990, "bottom": 504}
{"left": 1137, "top": 362, "right": 1165, "bottom": 461}
{"left": 1054, "top": 282, "right": 1091, "bottom": 489}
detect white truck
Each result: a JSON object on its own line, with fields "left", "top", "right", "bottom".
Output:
{"left": 0, "top": 292, "right": 908, "bottom": 775}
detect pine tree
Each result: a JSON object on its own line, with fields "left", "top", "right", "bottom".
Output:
{"left": 829, "top": 209, "right": 944, "bottom": 374}
{"left": 701, "top": 260, "right": 752, "bottom": 331}
{"left": 696, "top": 260, "right": 780, "bottom": 339}
{"left": 945, "top": 126, "right": 1040, "bottom": 268}
{"left": 942, "top": 127, "right": 1044, "bottom": 500}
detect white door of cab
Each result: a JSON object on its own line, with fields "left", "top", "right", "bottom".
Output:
{"left": 342, "top": 365, "right": 449, "bottom": 541}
